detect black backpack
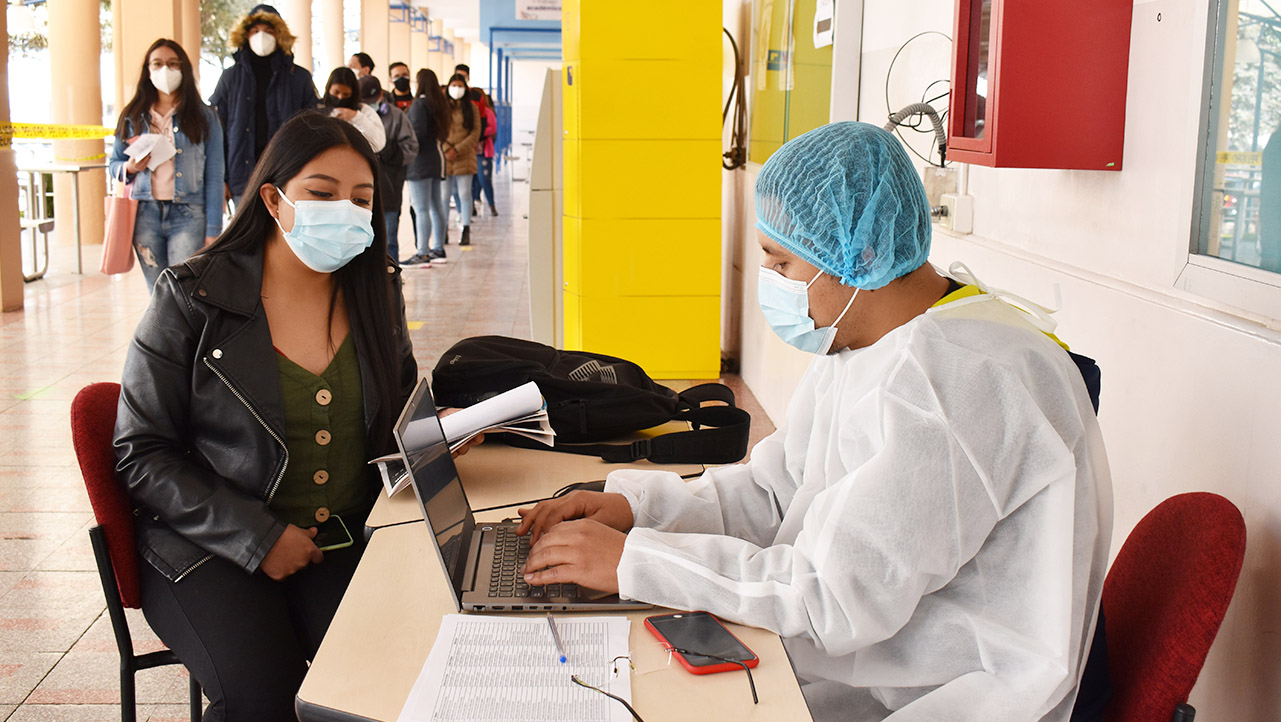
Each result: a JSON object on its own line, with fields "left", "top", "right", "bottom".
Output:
{"left": 431, "top": 336, "right": 751, "bottom": 464}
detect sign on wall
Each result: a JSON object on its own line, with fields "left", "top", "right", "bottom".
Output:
{"left": 516, "top": 0, "right": 562, "bottom": 21}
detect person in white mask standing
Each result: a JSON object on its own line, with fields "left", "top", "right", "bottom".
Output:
{"left": 109, "top": 39, "right": 224, "bottom": 291}
{"left": 210, "top": 4, "right": 317, "bottom": 203}
{"left": 517, "top": 122, "right": 1115, "bottom": 721}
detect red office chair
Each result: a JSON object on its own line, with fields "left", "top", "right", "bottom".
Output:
{"left": 71, "top": 383, "right": 203, "bottom": 722}
{"left": 1101, "top": 492, "right": 1246, "bottom": 722}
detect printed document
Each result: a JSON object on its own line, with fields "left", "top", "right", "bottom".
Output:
{"left": 397, "top": 615, "right": 634, "bottom": 722}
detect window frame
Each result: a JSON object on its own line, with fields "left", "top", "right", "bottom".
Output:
{"left": 1178, "top": 0, "right": 1281, "bottom": 317}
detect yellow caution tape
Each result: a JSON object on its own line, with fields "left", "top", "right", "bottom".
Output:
{"left": 0, "top": 122, "right": 115, "bottom": 147}
{"left": 1216, "top": 151, "right": 1263, "bottom": 166}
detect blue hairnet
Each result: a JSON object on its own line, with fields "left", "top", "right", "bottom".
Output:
{"left": 754, "top": 122, "right": 932, "bottom": 290}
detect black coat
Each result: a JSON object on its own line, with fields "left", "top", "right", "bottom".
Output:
{"left": 113, "top": 247, "right": 416, "bottom": 582}
{"left": 210, "top": 48, "right": 318, "bottom": 197}
{"left": 405, "top": 98, "right": 446, "bottom": 181}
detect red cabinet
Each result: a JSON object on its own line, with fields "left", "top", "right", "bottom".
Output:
{"left": 948, "top": 0, "right": 1134, "bottom": 170}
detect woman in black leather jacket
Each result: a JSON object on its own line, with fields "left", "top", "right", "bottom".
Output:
{"left": 113, "top": 112, "right": 416, "bottom": 721}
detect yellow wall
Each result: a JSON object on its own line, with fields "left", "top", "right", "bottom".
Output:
{"left": 562, "top": 0, "right": 723, "bottom": 378}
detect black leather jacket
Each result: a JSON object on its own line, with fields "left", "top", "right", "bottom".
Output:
{"left": 113, "top": 247, "right": 417, "bottom": 582}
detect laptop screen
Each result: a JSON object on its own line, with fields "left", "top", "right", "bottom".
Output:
{"left": 394, "top": 379, "right": 475, "bottom": 596}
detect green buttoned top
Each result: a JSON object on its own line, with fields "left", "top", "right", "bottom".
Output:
{"left": 270, "top": 335, "right": 371, "bottom": 529}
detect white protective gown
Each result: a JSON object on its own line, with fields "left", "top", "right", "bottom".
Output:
{"left": 607, "top": 293, "right": 1113, "bottom": 721}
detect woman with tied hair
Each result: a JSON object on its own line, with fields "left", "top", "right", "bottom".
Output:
{"left": 320, "top": 66, "right": 387, "bottom": 153}
{"left": 403, "top": 68, "right": 452, "bottom": 266}
{"left": 109, "top": 38, "right": 224, "bottom": 292}
{"left": 114, "top": 113, "right": 415, "bottom": 720}
{"left": 517, "top": 123, "right": 1113, "bottom": 722}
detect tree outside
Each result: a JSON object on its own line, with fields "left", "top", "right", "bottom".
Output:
{"left": 202, "top": 0, "right": 255, "bottom": 70}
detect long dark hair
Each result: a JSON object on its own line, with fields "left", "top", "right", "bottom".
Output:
{"left": 205, "top": 112, "right": 403, "bottom": 453}
{"left": 116, "top": 39, "right": 209, "bottom": 143}
{"left": 446, "top": 73, "right": 476, "bottom": 132}
{"left": 323, "top": 67, "right": 361, "bottom": 110}
{"left": 414, "top": 68, "right": 450, "bottom": 143}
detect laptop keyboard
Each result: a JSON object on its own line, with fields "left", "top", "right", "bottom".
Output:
{"left": 489, "top": 526, "right": 579, "bottom": 600}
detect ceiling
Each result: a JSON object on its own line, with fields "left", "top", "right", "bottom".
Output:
{"left": 412, "top": 1, "right": 482, "bottom": 42}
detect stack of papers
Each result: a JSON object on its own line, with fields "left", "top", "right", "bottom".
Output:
{"left": 398, "top": 615, "right": 634, "bottom": 722}
{"left": 123, "top": 134, "right": 176, "bottom": 171}
{"left": 371, "top": 382, "right": 555, "bottom": 498}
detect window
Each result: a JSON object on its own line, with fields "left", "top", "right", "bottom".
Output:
{"left": 748, "top": 0, "right": 834, "bottom": 164}
{"left": 1194, "top": 0, "right": 1281, "bottom": 274}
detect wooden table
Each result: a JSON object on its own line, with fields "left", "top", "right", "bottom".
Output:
{"left": 295, "top": 521, "right": 813, "bottom": 722}
{"left": 365, "top": 426, "right": 706, "bottom": 530}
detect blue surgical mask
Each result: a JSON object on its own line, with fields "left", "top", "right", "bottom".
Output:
{"left": 758, "top": 266, "right": 858, "bottom": 354}
{"left": 273, "top": 187, "right": 374, "bottom": 273}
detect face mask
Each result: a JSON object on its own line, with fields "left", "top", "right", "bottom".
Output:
{"left": 150, "top": 66, "right": 182, "bottom": 94}
{"left": 325, "top": 93, "right": 358, "bottom": 110}
{"left": 273, "top": 187, "right": 374, "bottom": 273}
{"left": 249, "top": 31, "right": 277, "bottom": 57}
{"left": 393, "top": 76, "right": 411, "bottom": 92}
{"left": 758, "top": 267, "right": 859, "bottom": 354}
{"left": 448, "top": 85, "right": 466, "bottom": 100}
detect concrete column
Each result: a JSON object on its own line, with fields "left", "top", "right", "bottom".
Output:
{"left": 113, "top": 0, "right": 181, "bottom": 118}
{"left": 445, "top": 30, "right": 458, "bottom": 74}
{"left": 179, "top": 0, "right": 200, "bottom": 80}
{"left": 321, "top": 0, "right": 346, "bottom": 75}
{"left": 281, "top": 0, "right": 313, "bottom": 73}
{"left": 361, "top": 0, "right": 390, "bottom": 80}
{"left": 428, "top": 19, "right": 445, "bottom": 78}
{"left": 50, "top": 0, "right": 107, "bottom": 251}
{"left": 0, "top": 8, "right": 23, "bottom": 309}
{"left": 410, "top": 23, "right": 429, "bottom": 78}
{"left": 389, "top": 16, "right": 411, "bottom": 77}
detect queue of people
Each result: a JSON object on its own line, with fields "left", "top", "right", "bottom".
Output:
{"left": 110, "top": 3, "right": 502, "bottom": 291}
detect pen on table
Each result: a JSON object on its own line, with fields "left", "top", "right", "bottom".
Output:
{"left": 546, "top": 613, "right": 568, "bottom": 664}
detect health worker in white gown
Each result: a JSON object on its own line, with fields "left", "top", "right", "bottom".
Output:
{"left": 517, "top": 122, "right": 1114, "bottom": 722}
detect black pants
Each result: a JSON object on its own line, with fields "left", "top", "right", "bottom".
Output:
{"left": 139, "top": 536, "right": 366, "bottom": 722}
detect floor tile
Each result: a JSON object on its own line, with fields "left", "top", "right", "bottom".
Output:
{"left": 0, "top": 651, "right": 61, "bottom": 704}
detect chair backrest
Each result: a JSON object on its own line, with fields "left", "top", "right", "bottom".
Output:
{"left": 1102, "top": 492, "right": 1246, "bottom": 722}
{"left": 71, "top": 382, "right": 143, "bottom": 609}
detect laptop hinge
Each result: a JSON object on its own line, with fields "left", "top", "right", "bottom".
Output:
{"left": 460, "top": 527, "right": 485, "bottom": 592}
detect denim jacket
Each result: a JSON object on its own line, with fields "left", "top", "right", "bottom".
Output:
{"left": 109, "top": 103, "right": 225, "bottom": 237}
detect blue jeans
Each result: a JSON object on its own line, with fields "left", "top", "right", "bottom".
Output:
{"left": 448, "top": 174, "right": 474, "bottom": 229}
{"left": 407, "top": 177, "right": 448, "bottom": 256}
{"left": 384, "top": 210, "right": 401, "bottom": 263}
{"left": 134, "top": 200, "right": 205, "bottom": 292}
{"left": 473, "top": 157, "right": 495, "bottom": 207}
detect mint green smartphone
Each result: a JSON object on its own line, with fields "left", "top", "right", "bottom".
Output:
{"left": 314, "top": 514, "right": 353, "bottom": 551}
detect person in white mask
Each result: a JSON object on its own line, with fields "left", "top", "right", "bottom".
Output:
{"left": 517, "top": 122, "right": 1114, "bottom": 721}
{"left": 210, "top": 4, "right": 318, "bottom": 203}
{"left": 109, "top": 38, "right": 224, "bottom": 292}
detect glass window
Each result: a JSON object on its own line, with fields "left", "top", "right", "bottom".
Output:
{"left": 748, "top": 0, "right": 834, "bottom": 164}
{"left": 1197, "top": 0, "right": 1281, "bottom": 273}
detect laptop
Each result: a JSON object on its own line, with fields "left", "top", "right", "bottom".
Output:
{"left": 393, "top": 378, "right": 652, "bottom": 613}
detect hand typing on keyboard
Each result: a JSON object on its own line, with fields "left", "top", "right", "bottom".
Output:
{"left": 521, "top": 518, "right": 627, "bottom": 595}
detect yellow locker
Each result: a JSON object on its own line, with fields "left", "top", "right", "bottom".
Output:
{"left": 563, "top": 139, "right": 721, "bottom": 220}
{"left": 563, "top": 59, "right": 720, "bottom": 141}
{"left": 564, "top": 292, "right": 722, "bottom": 379}
{"left": 563, "top": 0, "right": 720, "bottom": 63}
{"left": 563, "top": 217, "right": 720, "bottom": 297}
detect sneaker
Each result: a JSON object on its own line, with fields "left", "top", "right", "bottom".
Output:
{"left": 489, "top": 204, "right": 499, "bottom": 217}
{"left": 400, "top": 253, "right": 433, "bottom": 268}
{"left": 428, "top": 249, "right": 448, "bottom": 265}
{"left": 459, "top": 227, "right": 471, "bottom": 246}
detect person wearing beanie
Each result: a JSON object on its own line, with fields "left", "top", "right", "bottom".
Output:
{"left": 210, "top": 3, "right": 318, "bottom": 201}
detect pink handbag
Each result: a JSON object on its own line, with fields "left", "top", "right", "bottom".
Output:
{"left": 101, "top": 181, "right": 137, "bottom": 275}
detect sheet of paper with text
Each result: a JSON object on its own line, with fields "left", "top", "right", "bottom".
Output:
{"left": 398, "top": 615, "right": 634, "bottom": 722}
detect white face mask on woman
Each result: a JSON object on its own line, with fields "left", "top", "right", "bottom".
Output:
{"left": 447, "top": 85, "right": 466, "bottom": 100}
{"left": 150, "top": 66, "right": 182, "bottom": 95}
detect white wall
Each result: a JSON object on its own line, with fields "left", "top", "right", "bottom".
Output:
{"left": 725, "top": 0, "right": 1281, "bottom": 716}
{"left": 511, "top": 59, "right": 562, "bottom": 141}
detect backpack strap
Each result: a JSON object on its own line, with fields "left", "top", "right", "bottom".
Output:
{"left": 497, "top": 404, "right": 752, "bottom": 465}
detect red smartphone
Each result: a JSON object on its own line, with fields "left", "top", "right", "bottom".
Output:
{"left": 644, "top": 611, "right": 759, "bottom": 675}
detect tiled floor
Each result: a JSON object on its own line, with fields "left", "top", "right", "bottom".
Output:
{"left": 0, "top": 168, "right": 773, "bottom": 720}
